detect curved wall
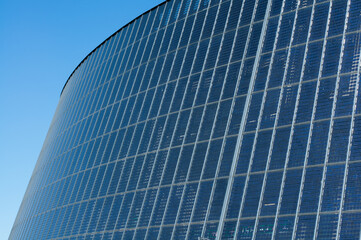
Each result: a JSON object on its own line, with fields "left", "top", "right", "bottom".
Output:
{"left": 10, "top": 0, "right": 361, "bottom": 239}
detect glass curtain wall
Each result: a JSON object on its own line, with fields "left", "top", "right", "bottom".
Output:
{"left": 9, "top": 0, "right": 361, "bottom": 239}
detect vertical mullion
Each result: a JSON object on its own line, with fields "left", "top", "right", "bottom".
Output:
{"left": 184, "top": 0, "right": 243, "bottom": 237}
{"left": 115, "top": 13, "right": 158, "bottom": 204}
{"left": 146, "top": 2, "right": 212, "bottom": 237}
{"left": 62, "top": 73, "right": 78, "bottom": 126}
{"left": 95, "top": 34, "right": 119, "bottom": 103}
{"left": 97, "top": 23, "right": 145, "bottom": 163}
{"left": 73, "top": 24, "right": 138, "bottom": 235}
{"left": 116, "top": 19, "right": 157, "bottom": 154}
{"left": 213, "top": 0, "right": 273, "bottom": 238}
{"left": 88, "top": 43, "right": 109, "bottom": 94}
{"left": 106, "top": 32, "right": 124, "bottom": 82}
{"left": 64, "top": 58, "right": 86, "bottom": 108}
{"left": 105, "top": 25, "right": 134, "bottom": 101}
{"left": 116, "top": 18, "right": 150, "bottom": 107}
{"left": 82, "top": 52, "right": 99, "bottom": 95}
{"left": 154, "top": 1, "right": 214, "bottom": 238}
{"left": 116, "top": 1, "right": 175, "bottom": 236}
{"left": 61, "top": 74, "right": 80, "bottom": 131}
{"left": 79, "top": 51, "right": 98, "bottom": 98}
{"left": 117, "top": 13, "right": 172, "bottom": 231}
{"left": 314, "top": 0, "right": 350, "bottom": 239}
{"left": 117, "top": 2, "right": 173, "bottom": 233}
{"left": 95, "top": 36, "right": 121, "bottom": 113}
{"left": 335, "top": 5, "right": 359, "bottom": 240}
{"left": 101, "top": 7, "right": 160, "bottom": 236}
{"left": 104, "top": 31, "right": 132, "bottom": 132}
{"left": 121, "top": 0, "right": 165, "bottom": 232}
{"left": 97, "top": 34, "right": 126, "bottom": 111}
{"left": 271, "top": 0, "right": 317, "bottom": 239}
{"left": 252, "top": 0, "right": 301, "bottom": 238}
{"left": 244, "top": 1, "right": 288, "bottom": 238}
{"left": 289, "top": 0, "right": 333, "bottom": 238}
{"left": 109, "top": 5, "right": 163, "bottom": 234}
{"left": 67, "top": 62, "right": 88, "bottom": 125}
{"left": 72, "top": 94, "right": 98, "bottom": 164}
{"left": 76, "top": 60, "right": 88, "bottom": 120}
{"left": 202, "top": 0, "right": 259, "bottom": 232}
{"left": 80, "top": 45, "right": 100, "bottom": 95}
{"left": 44, "top": 196, "right": 64, "bottom": 238}
{"left": 78, "top": 57, "right": 96, "bottom": 112}
{"left": 138, "top": 1, "right": 202, "bottom": 238}
{"left": 105, "top": 30, "right": 126, "bottom": 83}
{"left": 253, "top": 0, "right": 299, "bottom": 236}
{"left": 72, "top": 68, "right": 92, "bottom": 126}
{"left": 239, "top": 0, "right": 286, "bottom": 236}
{"left": 54, "top": 199, "right": 80, "bottom": 239}
{"left": 95, "top": 126, "right": 131, "bottom": 233}
{"left": 106, "top": 13, "right": 152, "bottom": 204}
{"left": 84, "top": 169, "right": 106, "bottom": 234}
{"left": 123, "top": 15, "right": 149, "bottom": 73}
{"left": 182, "top": 2, "right": 232, "bottom": 238}
{"left": 160, "top": 1, "right": 223, "bottom": 238}
{"left": 84, "top": 48, "right": 103, "bottom": 96}
{"left": 313, "top": 0, "right": 351, "bottom": 238}
{"left": 106, "top": 17, "right": 143, "bottom": 108}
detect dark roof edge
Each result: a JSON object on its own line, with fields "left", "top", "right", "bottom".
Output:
{"left": 60, "top": 0, "right": 169, "bottom": 96}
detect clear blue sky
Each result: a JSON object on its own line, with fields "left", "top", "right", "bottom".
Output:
{"left": 0, "top": 0, "right": 164, "bottom": 238}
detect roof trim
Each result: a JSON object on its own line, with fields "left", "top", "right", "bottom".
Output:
{"left": 60, "top": 0, "right": 169, "bottom": 96}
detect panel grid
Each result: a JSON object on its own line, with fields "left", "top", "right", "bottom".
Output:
{"left": 48, "top": 28, "right": 359, "bottom": 148}
{"left": 48, "top": 1, "right": 334, "bottom": 137}
{"left": 10, "top": 0, "right": 361, "bottom": 239}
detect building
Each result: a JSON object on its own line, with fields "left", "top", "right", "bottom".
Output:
{"left": 9, "top": 0, "right": 361, "bottom": 239}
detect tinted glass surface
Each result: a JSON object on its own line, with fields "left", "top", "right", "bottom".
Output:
{"left": 10, "top": 0, "right": 361, "bottom": 239}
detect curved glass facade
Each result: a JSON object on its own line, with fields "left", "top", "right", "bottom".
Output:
{"left": 9, "top": 0, "right": 361, "bottom": 239}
